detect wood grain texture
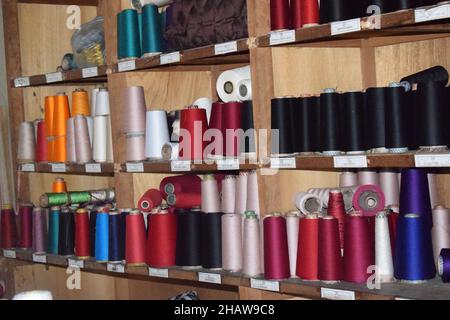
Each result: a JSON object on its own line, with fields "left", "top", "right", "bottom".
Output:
{"left": 239, "top": 287, "right": 294, "bottom": 300}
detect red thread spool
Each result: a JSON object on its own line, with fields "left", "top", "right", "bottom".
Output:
{"left": 343, "top": 214, "right": 375, "bottom": 284}
{"left": 222, "top": 102, "right": 243, "bottom": 158}
{"left": 125, "top": 211, "right": 147, "bottom": 266}
{"left": 318, "top": 217, "right": 343, "bottom": 282}
{"left": 1, "top": 207, "right": 17, "bottom": 249}
{"left": 207, "top": 102, "right": 225, "bottom": 158}
{"left": 290, "top": 0, "right": 302, "bottom": 29}
{"left": 159, "top": 175, "right": 202, "bottom": 198}
{"left": 270, "top": 0, "right": 290, "bottom": 31}
{"left": 19, "top": 204, "right": 33, "bottom": 249}
{"left": 328, "top": 191, "right": 346, "bottom": 250}
{"left": 179, "top": 107, "right": 208, "bottom": 161}
{"left": 75, "top": 209, "right": 90, "bottom": 259}
{"left": 388, "top": 211, "right": 399, "bottom": 255}
{"left": 138, "top": 189, "right": 162, "bottom": 212}
{"left": 146, "top": 212, "right": 177, "bottom": 268}
{"left": 264, "top": 214, "right": 290, "bottom": 280}
{"left": 296, "top": 214, "right": 319, "bottom": 280}
{"left": 167, "top": 192, "right": 201, "bottom": 209}
{"left": 301, "top": 0, "right": 320, "bottom": 27}
{"left": 35, "top": 120, "right": 47, "bottom": 163}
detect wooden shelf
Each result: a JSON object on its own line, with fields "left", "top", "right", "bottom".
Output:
{"left": 3, "top": 249, "right": 449, "bottom": 300}
{"left": 18, "top": 0, "right": 98, "bottom": 6}
{"left": 18, "top": 162, "right": 117, "bottom": 175}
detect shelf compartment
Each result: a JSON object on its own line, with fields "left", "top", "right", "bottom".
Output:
{"left": 18, "top": 162, "right": 117, "bottom": 175}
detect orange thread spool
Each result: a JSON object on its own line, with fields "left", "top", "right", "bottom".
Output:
{"left": 72, "top": 89, "right": 90, "bottom": 117}
{"left": 52, "top": 177, "right": 67, "bottom": 193}
{"left": 53, "top": 136, "right": 67, "bottom": 163}
{"left": 53, "top": 93, "right": 71, "bottom": 136}
{"left": 45, "top": 96, "right": 56, "bottom": 162}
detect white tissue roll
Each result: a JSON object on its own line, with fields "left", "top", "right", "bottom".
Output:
{"left": 236, "top": 79, "right": 252, "bottom": 101}
{"left": 216, "top": 66, "right": 251, "bottom": 103}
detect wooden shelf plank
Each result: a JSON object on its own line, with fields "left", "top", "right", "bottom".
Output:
{"left": 18, "top": 0, "right": 98, "bottom": 6}
{"left": 18, "top": 162, "right": 117, "bottom": 175}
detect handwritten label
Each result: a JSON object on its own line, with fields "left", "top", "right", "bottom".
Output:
{"left": 215, "top": 41, "right": 238, "bottom": 55}
{"left": 269, "top": 30, "right": 296, "bottom": 46}
{"left": 45, "top": 72, "right": 63, "bottom": 83}
{"left": 149, "top": 268, "right": 169, "bottom": 278}
{"left": 51, "top": 163, "right": 67, "bottom": 173}
{"left": 118, "top": 60, "right": 136, "bottom": 72}
{"left": 321, "top": 288, "right": 355, "bottom": 300}
{"left": 68, "top": 258, "right": 84, "bottom": 269}
{"left": 171, "top": 160, "right": 191, "bottom": 172}
{"left": 198, "top": 272, "right": 222, "bottom": 284}
{"left": 217, "top": 158, "right": 240, "bottom": 171}
{"left": 21, "top": 163, "right": 36, "bottom": 172}
{"left": 107, "top": 263, "right": 125, "bottom": 273}
{"left": 270, "top": 157, "right": 296, "bottom": 169}
{"left": 415, "top": 154, "right": 450, "bottom": 168}
{"left": 415, "top": 4, "right": 450, "bottom": 23}
{"left": 250, "top": 279, "right": 280, "bottom": 292}
{"left": 82, "top": 67, "right": 99, "bottom": 78}
{"left": 3, "top": 250, "right": 16, "bottom": 259}
{"left": 160, "top": 52, "right": 181, "bottom": 65}
{"left": 14, "top": 77, "right": 30, "bottom": 88}
{"left": 334, "top": 155, "right": 368, "bottom": 168}
{"left": 85, "top": 163, "right": 102, "bottom": 173}
{"left": 331, "top": 18, "right": 362, "bottom": 35}
{"left": 126, "top": 162, "right": 144, "bottom": 173}
{"left": 32, "top": 254, "right": 47, "bottom": 264}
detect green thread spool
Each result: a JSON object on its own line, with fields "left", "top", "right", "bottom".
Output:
{"left": 117, "top": 9, "right": 141, "bottom": 60}
{"left": 69, "top": 192, "right": 92, "bottom": 204}
{"left": 245, "top": 210, "right": 257, "bottom": 219}
{"left": 141, "top": 4, "right": 163, "bottom": 57}
{"left": 40, "top": 193, "right": 69, "bottom": 207}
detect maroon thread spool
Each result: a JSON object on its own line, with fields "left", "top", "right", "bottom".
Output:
{"left": 270, "top": 0, "right": 290, "bottom": 31}
{"left": 19, "top": 203, "right": 34, "bottom": 249}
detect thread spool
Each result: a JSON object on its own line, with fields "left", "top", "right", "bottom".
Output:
{"left": 339, "top": 171, "right": 357, "bottom": 187}
{"left": 358, "top": 169, "right": 380, "bottom": 186}
{"left": 145, "top": 110, "right": 170, "bottom": 159}
{"left": 160, "top": 175, "right": 202, "bottom": 198}
{"left": 222, "top": 102, "right": 243, "bottom": 158}
{"left": 18, "top": 121, "right": 36, "bottom": 163}
{"left": 175, "top": 209, "right": 201, "bottom": 268}
{"left": 365, "top": 87, "right": 387, "bottom": 153}
{"left": 123, "top": 86, "right": 146, "bottom": 134}
{"left": 74, "top": 115, "right": 93, "bottom": 164}
{"left": 117, "top": 9, "right": 141, "bottom": 60}
{"left": 290, "top": 0, "right": 302, "bottom": 29}
{"left": 1, "top": 207, "right": 17, "bottom": 249}
{"left": 167, "top": 192, "right": 201, "bottom": 209}
{"left": 200, "top": 213, "right": 223, "bottom": 270}
{"left": 126, "top": 133, "right": 146, "bottom": 162}
{"left": 328, "top": 191, "right": 346, "bottom": 250}
{"left": 95, "top": 211, "right": 109, "bottom": 262}
{"left": 93, "top": 116, "right": 108, "bottom": 163}
{"left": 146, "top": 211, "right": 177, "bottom": 268}
{"left": 271, "top": 97, "right": 295, "bottom": 156}
{"left": 45, "top": 96, "right": 56, "bottom": 161}
{"left": 236, "top": 79, "right": 252, "bottom": 101}
{"left": 341, "top": 91, "right": 365, "bottom": 154}
{"left": 380, "top": 169, "right": 400, "bottom": 207}
{"left": 95, "top": 89, "right": 110, "bottom": 117}
{"left": 439, "top": 249, "right": 450, "bottom": 283}
{"left": 222, "top": 213, "right": 243, "bottom": 272}
{"left": 47, "top": 207, "right": 60, "bottom": 255}
{"left": 286, "top": 212, "right": 300, "bottom": 277}
{"left": 35, "top": 120, "right": 47, "bottom": 163}
{"left": 235, "top": 172, "right": 248, "bottom": 215}
{"left": 53, "top": 93, "right": 70, "bottom": 136}
{"left": 301, "top": 0, "right": 319, "bottom": 27}
{"left": 207, "top": 102, "right": 225, "bottom": 159}
{"left": 375, "top": 212, "right": 394, "bottom": 283}
{"left": 19, "top": 204, "right": 33, "bottom": 249}
{"left": 141, "top": 4, "right": 163, "bottom": 57}
{"left": 242, "top": 211, "right": 262, "bottom": 277}
{"left": 89, "top": 210, "right": 97, "bottom": 258}
{"left": 428, "top": 173, "right": 439, "bottom": 208}
{"left": 432, "top": 206, "right": 450, "bottom": 266}
{"left": 179, "top": 107, "right": 208, "bottom": 160}
{"left": 270, "top": 0, "right": 290, "bottom": 31}
{"left": 296, "top": 214, "right": 319, "bottom": 280}
{"left": 264, "top": 214, "right": 290, "bottom": 280}
{"left": 53, "top": 136, "right": 67, "bottom": 163}
{"left": 295, "top": 97, "right": 319, "bottom": 154}
{"left": 109, "top": 211, "right": 125, "bottom": 263}
{"left": 58, "top": 208, "right": 75, "bottom": 256}
{"left": 385, "top": 84, "right": 410, "bottom": 153}
{"left": 247, "top": 171, "right": 260, "bottom": 216}
{"left": 241, "top": 101, "right": 256, "bottom": 156}
{"left": 52, "top": 178, "right": 67, "bottom": 194}
{"left": 125, "top": 211, "right": 147, "bottom": 266}
{"left": 318, "top": 216, "right": 343, "bottom": 283}
{"left": 75, "top": 209, "right": 90, "bottom": 259}
{"left": 32, "top": 207, "right": 47, "bottom": 254}
{"left": 320, "top": 89, "right": 342, "bottom": 155}
{"left": 66, "top": 118, "right": 77, "bottom": 163}
{"left": 72, "top": 89, "right": 90, "bottom": 116}
{"left": 221, "top": 176, "right": 236, "bottom": 214}
{"left": 138, "top": 189, "right": 162, "bottom": 212}
{"left": 353, "top": 184, "right": 386, "bottom": 217}
{"left": 201, "top": 175, "right": 221, "bottom": 213}
{"left": 293, "top": 192, "right": 322, "bottom": 215}
{"left": 401, "top": 65, "right": 449, "bottom": 87}
{"left": 216, "top": 66, "right": 251, "bottom": 103}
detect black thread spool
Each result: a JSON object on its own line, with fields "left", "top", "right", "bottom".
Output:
{"left": 364, "top": 87, "right": 387, "bottom": 152}
{"left": 89, "top": 209, "right": 97, "bottom": 257}
{"left": 320, "top": 89, "right": 342, "bottom": 155}
{"left": 58, "top": 207, "right": 75, "bottom": 256}
{"left": 391, "top": 0, "right": 417, "bottom": 11}
{"left": 241, "top": 101, "right": 256, "bottom": 155}
{"left": 200, "top": 212, "right": 223, "bottom": 270}
{"left": 385, "top": 84, "right": 411, "bottom": 153}
{"left": 175, "top": 209, "right": 201, "bottom": 268}
{"left": 108, "top": 212, "right": 125, "bottom": 263}
{"left": 341, "top": 91, "right": 365, "bottom": 154}
{"left": 296, "top": 97, "right": 320, "bottom": 154}
{"left": 320, "top": 0, "right": 359, "bottom": 23}
{"left": 401, "top": 66, "right": 449, "bottom": 92}
{"left": 271, "top": 97, "right": 295, "bottom": 156}
{"left": 286, "top": 97, "right": 301, "bottom": 154}
{"left": 415, "top": 81, "right": 449, "bottom": 150}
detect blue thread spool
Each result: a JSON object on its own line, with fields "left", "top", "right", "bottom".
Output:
{"left": 47, "top": 206, "right": 60, "bottom": 255}
{"left": 95, "top": 212, "right": 109, "bottom": 262}
{"left": 141, "top": 4, "right": 163, "bottom": 57}
{"left": 109, "top": 212, "right": 125, "bottom": 263}
{"left": 117, "top": 9, "right": 141, "bottom": 60}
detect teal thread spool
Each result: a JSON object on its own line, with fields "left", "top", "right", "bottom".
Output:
{"left": 47, "top": 206, "right": 60, "bottom": 255}
{"left": 141, "top": 4, "right": 163, "bottom": 57}
{"left": 117, "top": 9, "right": 141, "bottom": 60}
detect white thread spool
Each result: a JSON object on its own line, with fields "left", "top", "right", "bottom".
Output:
{"left": 294, "top": 192, "right": 323, "bottom": 215}
{"left": 375, "top": 212, "right": 394, "bottom": 283}
{"left": 216, "top": 66, "right": 251, "bottom": 103}
{"left": 18, "top": 121, "right": 36, "bottom": 163}
{"left": 145, "top": 110, "right": 170, "bottom": 159}
{"left": 93, "top": 116, "right": 108, "bottom": 163}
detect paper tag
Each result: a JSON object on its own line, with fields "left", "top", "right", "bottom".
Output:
{"left": 21, "top": 163, "right": 36, "bottom": 172}
{"left": 126, "top": 162, "right": 144, "bottom": 173}
{"left": 32, "top": 253, "right": 47, "bottom": 263}
{"left": 45, "top": 72, "right": 63, "bottom": 83}
{"left": 82, "top": 67, "right": 99, "bottom": 78}
{"left": 334, "top": 155, "right": 368, "bottom": 168}
{"left": 415, "top": 154, "right": 450, "bottom": 167}
{"left": 160, "top": 52, "right": 181, "bottom": 65}
{"left": 395, "top": 297, "right": 413, "bottom": 300}
{"left": 270, "top": 157, "right": 296, "bottom": 169}
{"left": 107, "top": 263, "right": 125, "bottom": 273}
{"left": 14, "top": 77, "right": 30, "bottom": 88}
{"left": 85, "top": 163, "right": 102, "bottom": 173}
{"left": 118, "top": 60, "right": 136, "bottom": 72}
{"left": 3, "top": 250, "right": 16, "bottom": 259}
{"left": 217, "top": 158, "right": 240, "bottom": 171}
{"left": 415, "top": 4, "right": 450, "bottom": 23}
{"left": 331, "top": 18, "right": 362, "bottom": 35}
{"left": 198, "top": 272, "right": 222, "bottom": 284}
{"left": 215, "top": 41, "right": 238, "bottom": 55}
{"left": 51, "top": 163, "right": 67, "bottom": 173}
{"left": 68, "top": 258, "right": 84, "bottom": 269}
{"left": 250, "top": 279, "right": 280, "bottom": 292}
{"left": 171, "top": 160, "right": 191, "bottom": 172}
{"left": 321, "top": 288, "right": 355, "bottom": 300}
{"left": 149, "top": 268, "right": 169, "bottom": 278}
{"left": 269, "top": 30, "right": 296, "bottom": 46}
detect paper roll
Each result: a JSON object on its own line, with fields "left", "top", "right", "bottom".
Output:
{"left": 93, "top": 116, "right": 108, "bottom": 163}
{"left": 145, "top": 110, "right": 170, "bottom": 159}
{"left": 237, "top": 79, "right": 252, "bottom": 101}
{"left": 216, "top": 66, "right": 251, "bottom": 103}
{"left": 193, "top": 97, "right": 213, "bottom": 124}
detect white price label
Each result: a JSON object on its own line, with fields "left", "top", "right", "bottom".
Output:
{"left": 415, "top": 4, "right": 450, "bottom": 22}
{"left": 68, "top": 258, "right": 84, "bottom": 269}
{"left": 118, "top": 60, "right": 136, "bottom": 72}
{"left": 331, "top": 18, "right": 362, "bottom": 35}
{"left": 149, "top": 268, "right": 169, "bottom": 278}
{"left": 334, "top": 155, "right": 368, "bottom": 168}
{"left": 214, "top": 41, "right": 238, "bottom": 55}
{"left": 82, "top": 67, "right": 99, "bottom": 78}
{"left": 3, "top": 250, "right": 16, "bottom": 259}
{"left": 171, "top": 160, "right": 191, "bottom": 172}
{"left": 321, "top": 288, "right": 355, "bottom": 300}
{"left": 270, "top": 157, "right": 296, "bottom": 169}
{"left": 107, "top": 263, "right": 125, "bottom": 273}
{"left": 250, "top": 279, "right": 280, "bottom": 292}
{"left": 126, "top": 162, "right": 144, "bottom": 173}
{"left": 51, "top": 163, "right": 67, "bottom": 173}
{"left": 32, "top": 254, "right": 47, "bottom": 263}
{"left": 269, "top": 30, "right": 296, "bottom": 46}
{"left": 415, "top": 154, "right": 450, "bottom": 167}
{"left": 21, "top": 163, "right": 36, "bottom": 172}
{"left": 198, "top": 272, "right": 222, "bottom": 284}
{"left": 14, "top": 77, "right": 30, "bottom": 88}
{"left": 45, "top": 72, "right": 63, "bottom": 83}
{"left": 85, "top": 163, "right": 102, "bottom": 173}
{"left": 160, "top": 52, "right": 181, "bottom": 65}
{"left": 217, "top": 158, "right": 240, "bottom": 171}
